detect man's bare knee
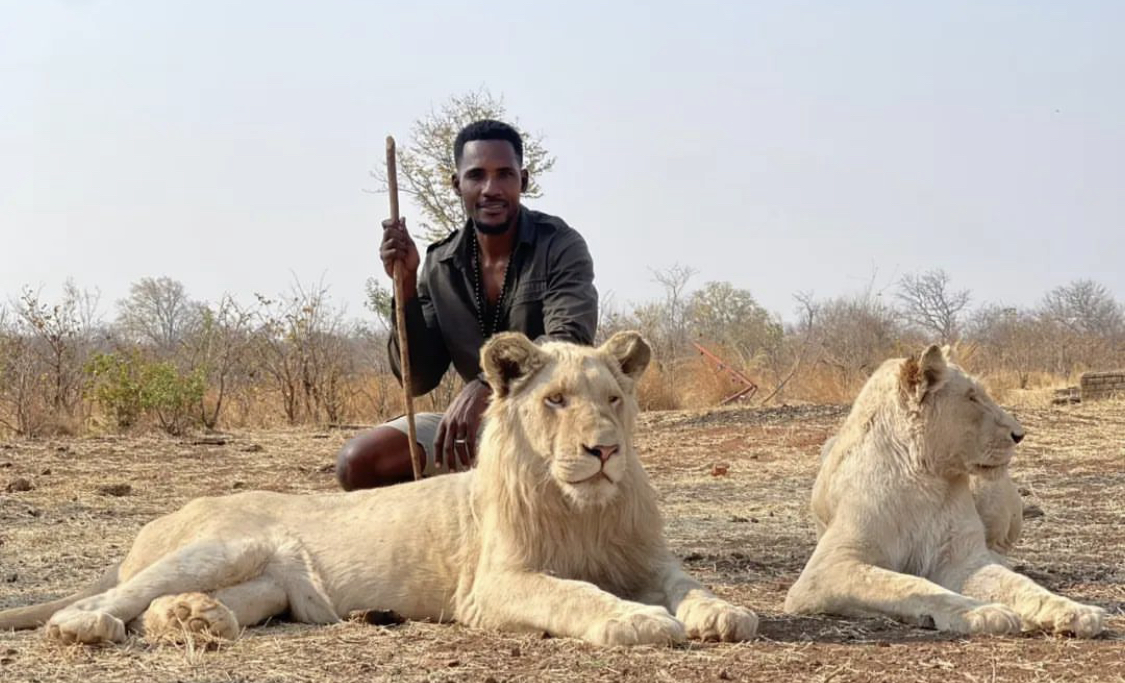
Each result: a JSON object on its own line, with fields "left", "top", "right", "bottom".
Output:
{"left": 335, "top": 427, "right": 417, "bottom": 490}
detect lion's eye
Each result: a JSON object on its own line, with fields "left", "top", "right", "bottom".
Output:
{"left": 545, "top": 393, "right": 566, "bottom": 408}
{"left": 609, "top": 395, "right": 622, "bottom": 406}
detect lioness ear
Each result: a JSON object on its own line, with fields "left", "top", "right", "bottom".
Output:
{"left": 900, "top": 344, "right": 947, "bottom": 404}
{"left": 481, "top": 332, "right": 549, "bottom": 398}
{"left": 600, "top": 331, "right": 651, "bottom": 383}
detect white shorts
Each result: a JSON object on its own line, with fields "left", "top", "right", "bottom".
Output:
{"left": 383, "top": 412, "right": 484, "bottom": 476}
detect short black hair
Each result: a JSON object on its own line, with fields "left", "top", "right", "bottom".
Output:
{"left": 453, "top": 119, "right": 524, "bottom": 168}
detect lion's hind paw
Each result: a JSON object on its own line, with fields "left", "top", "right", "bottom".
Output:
{"left": 142, "top": 592, "right": 240, "bottom": 644}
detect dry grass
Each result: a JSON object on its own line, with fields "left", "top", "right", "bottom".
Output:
{"left": 1, "top": 399, "right": 1123, "bottom": 682}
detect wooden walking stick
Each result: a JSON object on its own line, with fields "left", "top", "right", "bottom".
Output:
{"left": 386, "top": 135, "right": 425, "bottom": 481}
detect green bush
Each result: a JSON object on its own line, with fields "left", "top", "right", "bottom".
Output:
{"left": 85, "top": 352, "right": 204, "bottom": 434}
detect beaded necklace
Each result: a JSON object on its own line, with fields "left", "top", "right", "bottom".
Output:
{"left": 470, "top": 229, "right": 514, "bottom": 339}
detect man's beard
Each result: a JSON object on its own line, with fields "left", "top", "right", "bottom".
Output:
{"left": 472, "top": 216, "right": 513, "bottom": 236}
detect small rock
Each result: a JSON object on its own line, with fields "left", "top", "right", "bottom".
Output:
{"left": 191, "top": 437, "right": 227, "bottom": 446}
{"left": 55, "top": 445, "right": 69, "bottom": 453}
{"left": 711, "top": 463, "right": 730, "bottom": 477}
{"left": 750, "top": 517, "right": 760, "bottom": 523}
{"left": 96, "top": 483, "right": 132, "bottom": 497}
{"left": 241, "top": 444, "right": 264, "bottom": 453}
{"left": 0, "top": 460, "right": 12, "bottom": 466}
{"left": 730, "top": 515, "right": 749, "bottom": 523}
{"left": 347, "top": 608, "right": 406, "bottom": 626}
{"left": 232, "top": 481, "right": 247, "bottom": 490}
{"left": 4, "top": 573, "right": 17, "bottom": 583}
{"left": 40, "top": 468, "right": 51, "bottom": 476}
{"left": 5, "top": 478, "right": 33, "bottom": 493}
{"left": 509, "top": 646, "right": 521, "bottom": 657}
{"left": 446, "top": 659, "right": 461, "bottom": 667}
{"left": 1022, "top": 504, "right": 1045, "bottom": 519}
{"left": 683, "top": 551, "right": 704, "bottom": 562}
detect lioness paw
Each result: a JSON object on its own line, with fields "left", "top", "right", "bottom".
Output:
{"left": 589, "top": 605, "right": 686, "bottom": 647}
{"left": 1035, "top": 599, "right": 1107, "bottom": 638}
{"left": 46, "top": 609, "right": 126, "bottom": 644}
{"left": 943, "top": 603, "right": 1021, "bottom": 636}
{"left": 142, "top": 592, "right": 240, "bottom": 643}
{"left": 677, "top": 597, "right": 758, "bottom": 642}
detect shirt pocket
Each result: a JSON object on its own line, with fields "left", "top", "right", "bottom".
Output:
{"left": 510, "top": 277, "right": 546, "bottom": 305}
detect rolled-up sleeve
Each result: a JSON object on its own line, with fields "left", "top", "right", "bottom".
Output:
{"left": 542, "top": 231, "right": 598, "bottom": 345}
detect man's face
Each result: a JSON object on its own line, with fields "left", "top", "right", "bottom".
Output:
{"left": 453, "top": 139, "right": 527, "bottom": 234}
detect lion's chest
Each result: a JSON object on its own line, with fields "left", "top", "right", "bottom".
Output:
{"left": 531, "top": 530, "right": 660, "bottom": 599}
{"left": 885, "top": 493, "right": 981, "bottom": 580}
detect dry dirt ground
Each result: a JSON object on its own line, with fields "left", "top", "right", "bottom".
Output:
{"left": 1, "top": 400, "right": 1123, "bottom": 682}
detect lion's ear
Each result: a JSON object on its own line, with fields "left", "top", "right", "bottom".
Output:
{"left": 481, "top": 332, "right": 549, "bottom": 398}
{"left": 600, "top": 331, "right": 651, "bottom": 383}
{"left": 900, "top": 344, "right": 948, "bottom": 404}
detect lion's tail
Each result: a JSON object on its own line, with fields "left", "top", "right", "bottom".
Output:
{"left": 0, "top": 562, "right": 120, "bottom": 630}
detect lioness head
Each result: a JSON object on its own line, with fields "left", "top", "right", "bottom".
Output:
{"left": 899, "top": 345, "right": 1025, "bottom": 478}
{"left": 480, "top": 331, "right": 651, "bottom": 507}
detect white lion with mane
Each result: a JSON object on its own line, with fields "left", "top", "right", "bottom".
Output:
{"left": 0, "top": 331, "right": 757, "bottom": 647}
{"left": 784, "top": 345, "right": 1106, "bottom": 637}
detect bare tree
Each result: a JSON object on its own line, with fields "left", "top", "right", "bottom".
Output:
{"left": 184, "top": 295, "right": 254, "bottom": 429}
{"left": 1040, "top": 279, "right": 1123, "bottom": 338}
{"left": 11, "top": 282, "right": 101, "bottom": 422}
{"left": 759, "top": 291, "right": 822, "bottom": 404}
{"left": 968, "top": 305, "right": 1052, "bottom": 388}
{"left": 650, "top": 264, "right": 697, "bottom": 358}
{"left": 374, "top": 88, "right": 557, "bottom": 242}
{"left": 117, "top": 276, "right": 201, "bottom": 353}
{"left": 253, "top": 279, "right": 359, "bottom": 425}
{"left": 807, "top": 289, "right": 901, "bottom": 394}
{"left": 895, "top": 269, "right": 971, "bottom": 343}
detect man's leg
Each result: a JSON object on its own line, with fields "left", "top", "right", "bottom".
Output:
{"left": 335, "top": 413, "right": 442, "bottom": 490}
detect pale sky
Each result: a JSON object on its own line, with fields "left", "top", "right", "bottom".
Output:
{"left": 3, "top": 0, "right": 1122, "bottom": 324}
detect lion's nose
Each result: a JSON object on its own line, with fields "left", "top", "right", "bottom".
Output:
{"left": 583, "top": 444, "right": 619, "bottom": 462}
{"left": 1011, "top": 430, "right": 1025, "bottom": 444}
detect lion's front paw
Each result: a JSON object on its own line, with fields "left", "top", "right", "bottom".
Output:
{"left": 142, "top": 592, "right": 240, "bottom": 643}
{"left": 46, "top": 609, "right": 126, "bottom": 644}
{"left": 940, "top": 603, "right": 1021, "bottom": 636}
{"left": 587, "top": 604, "right": 686, "bottom": 647}
{"left": 1032, "top": 599, "right": 1107, "bottom": 638}
{"left": 676, "top": 597, "right": 758, "bottom": 642}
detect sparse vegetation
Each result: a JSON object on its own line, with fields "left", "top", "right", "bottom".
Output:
{"left": 0, "top": 271, "right": 1122, "bottom": 436}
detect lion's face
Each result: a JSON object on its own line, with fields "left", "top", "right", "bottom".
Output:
{"left": 481, "top": 331, "right": 651, "bottom": 508}
{"left": 901, "top": 345, "right": 1025, "bottom": 479}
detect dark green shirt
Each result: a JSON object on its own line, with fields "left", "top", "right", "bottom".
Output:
{"left": 389, "top": 207, "right": 598, "bottom": 396}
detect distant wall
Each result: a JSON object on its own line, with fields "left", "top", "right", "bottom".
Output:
{"left": 1080, "top": 371, "right": 1125, "bottom": 401}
